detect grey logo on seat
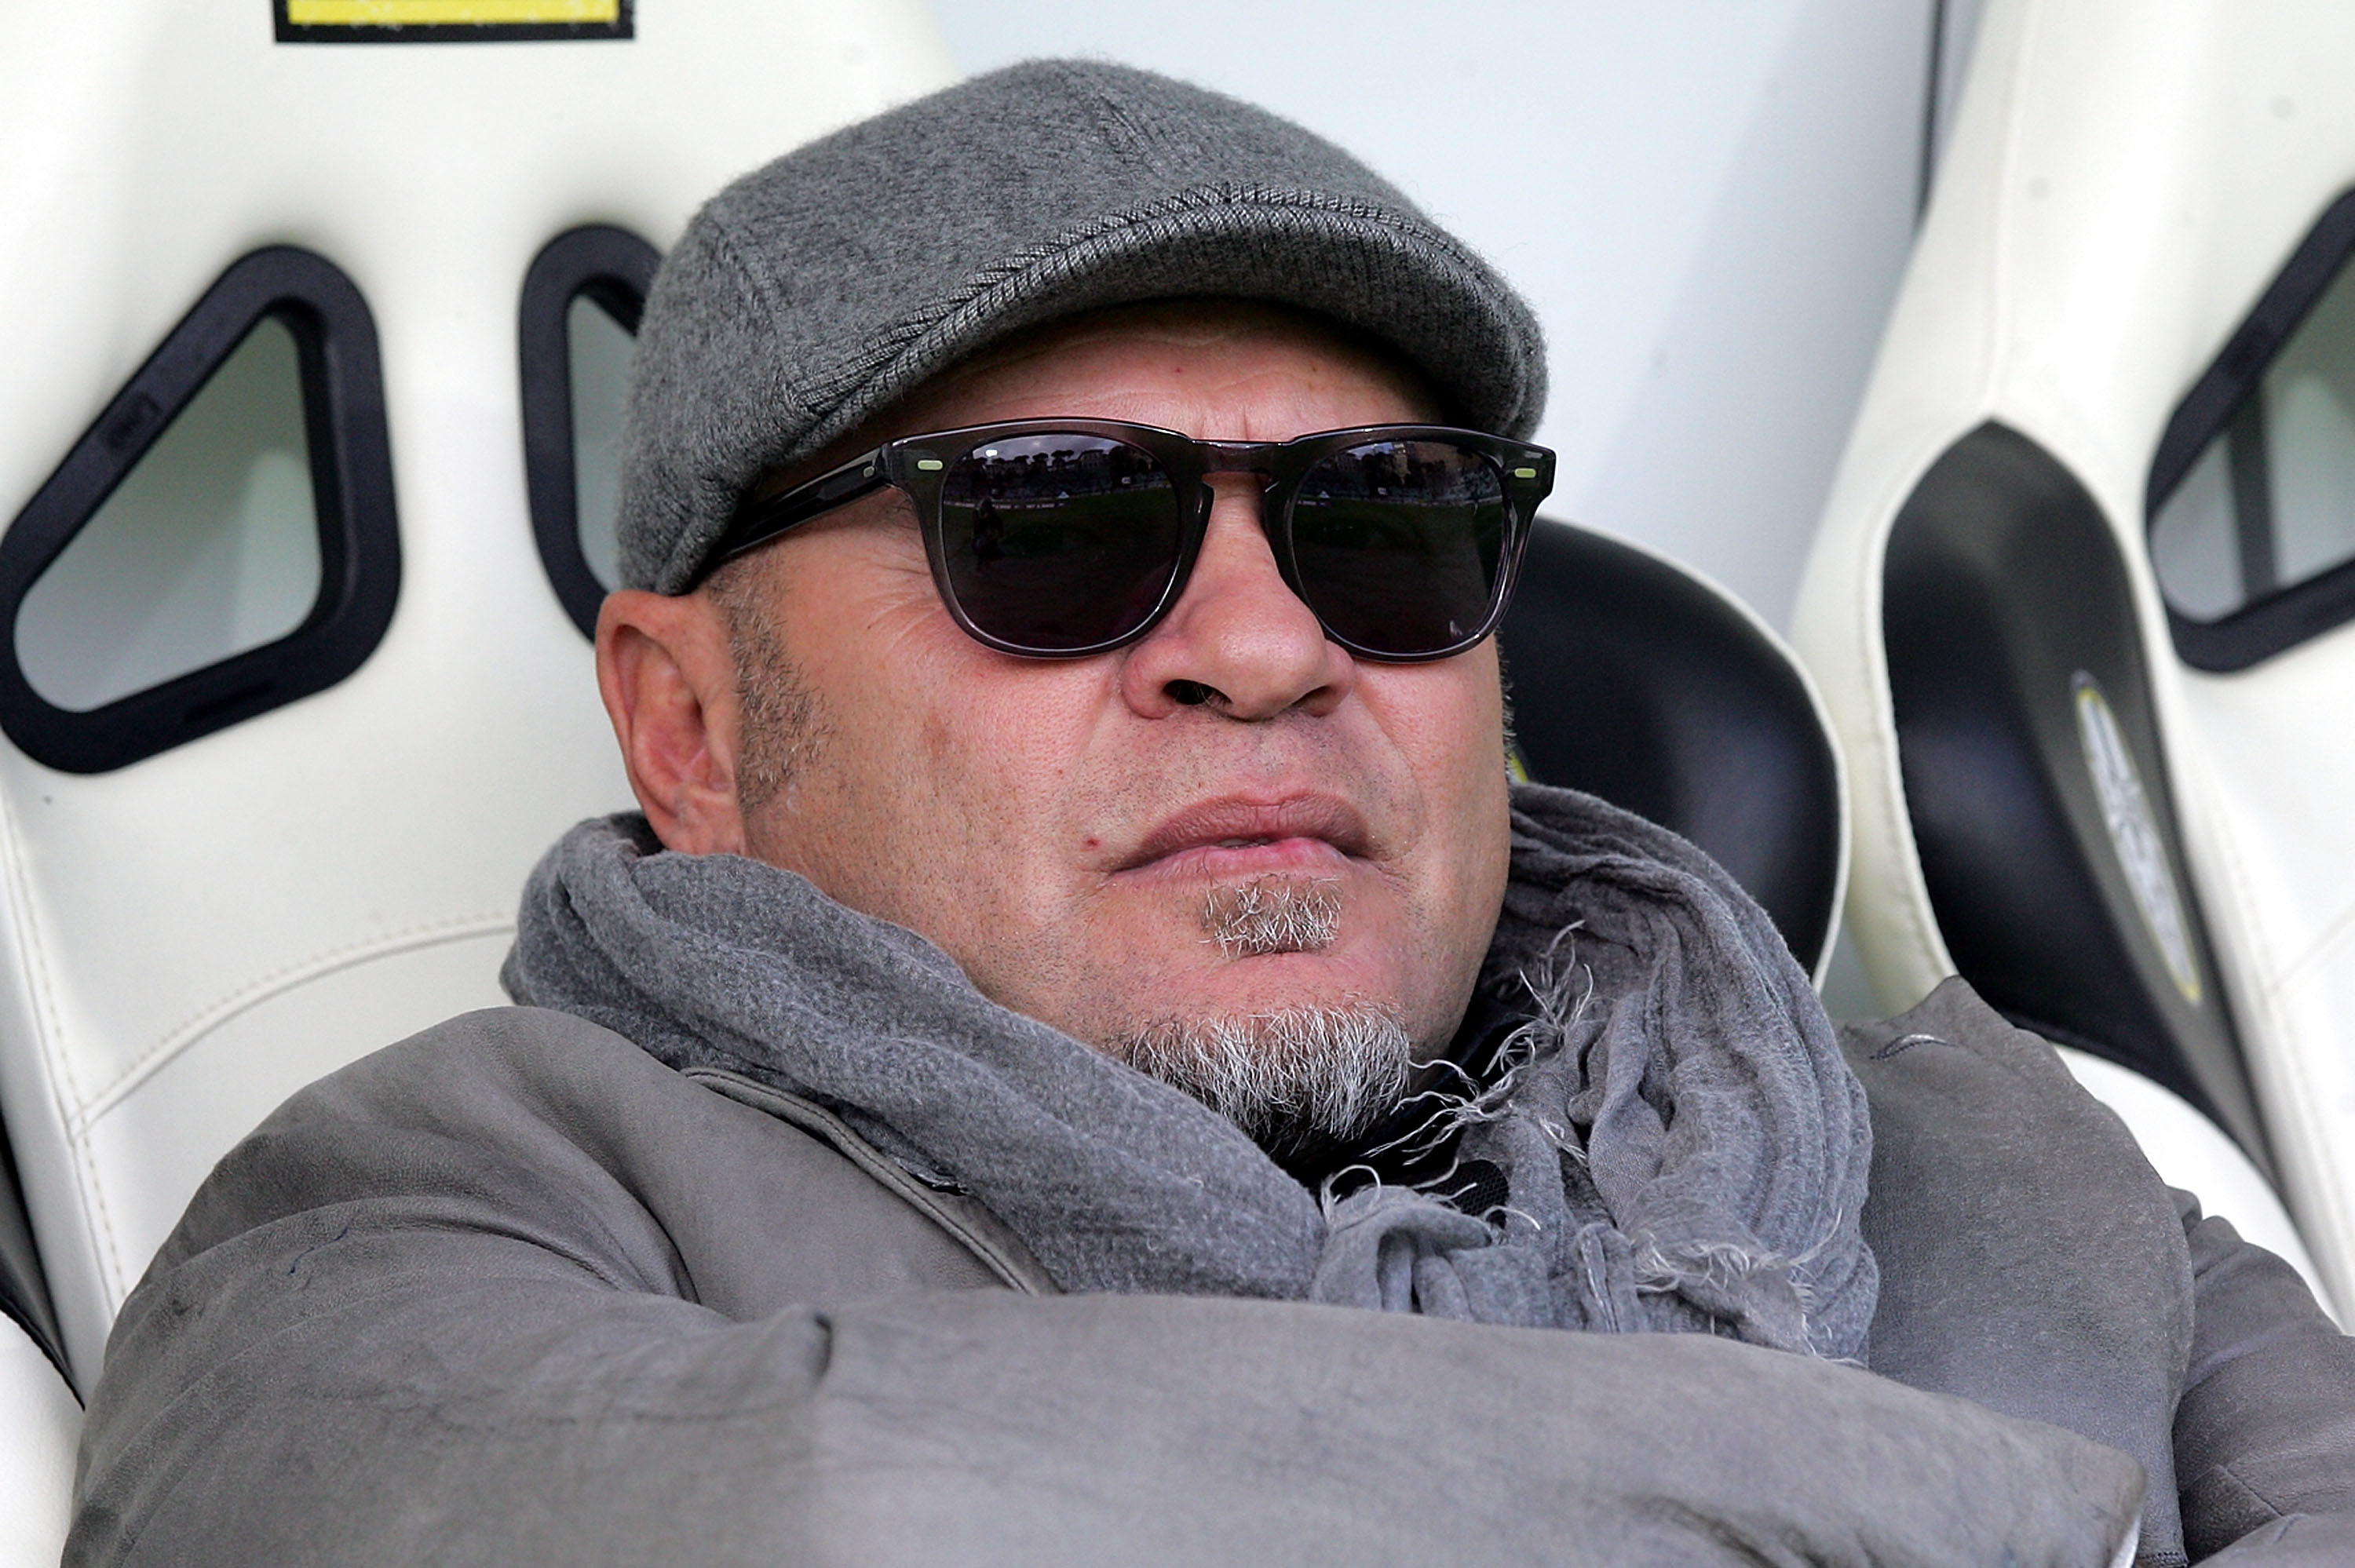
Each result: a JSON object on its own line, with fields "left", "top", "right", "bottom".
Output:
{"left": 2072, "top": 671, "right": 2203, "bottom": 1006}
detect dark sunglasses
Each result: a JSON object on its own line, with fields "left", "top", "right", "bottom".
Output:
{"left": 701, "top": 419, "right": 1556, "bottom": 662}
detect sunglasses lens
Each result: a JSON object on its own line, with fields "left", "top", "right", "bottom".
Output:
{"left": 1288, "top": 439, "right": 1510, "bottom": 656}
{"left": 938, "top": 434, "right": 1183, "bottom": 652}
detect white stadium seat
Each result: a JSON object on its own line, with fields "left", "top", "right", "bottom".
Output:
{"left": 1796, "top": 0, "right": 2355, "bottom": 1313}
{"left": 0, "top": 1, "right": 955, "bottom": 1548}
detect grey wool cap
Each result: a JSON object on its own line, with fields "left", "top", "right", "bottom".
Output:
{"left": 616, "top": 58, "right": 1549, "bottom": 594}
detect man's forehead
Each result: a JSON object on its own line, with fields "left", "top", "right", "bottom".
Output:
{"left": 886, "top": 301, "right": 1441, "bottom": 433}
{"left": 936, "top": 299, "right": 1396, "bottom": 377}
{"left": 752, "top": 300, "right": 1440, "bottom": 503}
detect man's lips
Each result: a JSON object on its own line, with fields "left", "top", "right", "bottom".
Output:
{"left": 1112, "top": 794, "right": 1371, "bottom": 878}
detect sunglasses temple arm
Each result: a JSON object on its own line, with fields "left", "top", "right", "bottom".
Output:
{"left": 707, "top": 446, "right": 895, "bottom": 573}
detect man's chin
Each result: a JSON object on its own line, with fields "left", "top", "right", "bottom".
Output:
{"left": 1132, "top": 940, "right": 1407, "bottom": 1024}
{"left": 1101, "top": 999, "right": 1414, "bottom": 1165}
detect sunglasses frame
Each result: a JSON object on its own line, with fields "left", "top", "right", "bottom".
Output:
{"left": 701, "top": 418, "right": 1556, "bottom": 662}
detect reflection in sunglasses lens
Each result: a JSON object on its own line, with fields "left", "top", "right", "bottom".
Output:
{"left": 939, "top": 434, "right": 1183, "bottom": 651}
{"left": 1289, "top": 441, "right": 1506, "bottom": 655}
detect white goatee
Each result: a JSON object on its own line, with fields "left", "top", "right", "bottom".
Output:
{"left": 1107, "top": 877, "right": 1409, "bottom": 1154}
{"left": 1110, "top": 1005, "right": 1413, "bottom": 1156}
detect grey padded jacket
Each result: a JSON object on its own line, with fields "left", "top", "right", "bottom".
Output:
{"left": 65, "top": 982, "right": 2355, "bottom": 1566}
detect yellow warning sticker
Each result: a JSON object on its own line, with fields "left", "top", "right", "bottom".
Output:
{"left": 289, "top": 1, "right": 615, "bottom": 20}
{"left": 276, "top": 0, "right": 629, "bottom": 40}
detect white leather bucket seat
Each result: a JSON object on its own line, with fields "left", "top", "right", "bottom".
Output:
{"left": 1796, "top": 0, "right": 2354, "bottom": 1311}
{"left": 0, "top": 3, "right": 954, "bottom": 1557}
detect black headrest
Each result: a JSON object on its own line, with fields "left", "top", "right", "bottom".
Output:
{"left": 1498, "top": 517, "right": 1842, "bottom": 974}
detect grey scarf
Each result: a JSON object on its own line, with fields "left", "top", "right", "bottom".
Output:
{"left": 502, "top": 782, "right": 1876, "bottom": 1359}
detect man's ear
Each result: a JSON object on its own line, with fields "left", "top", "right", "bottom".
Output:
{"left": 596, "top": 589, "right": 749, "bottom": 855}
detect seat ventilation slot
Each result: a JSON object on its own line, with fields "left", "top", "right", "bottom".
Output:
{"left": 2149, "top": 185, "right": 2355, "bottom": 671}
{"left": 0, "top": 247, "right": 400, "bottom": 773}
{"left": 520, "top": 225, "right": 660, "bottom": 638}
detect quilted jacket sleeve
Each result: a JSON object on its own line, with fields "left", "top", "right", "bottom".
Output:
{"left": 66, "top": 1008, "right": 2148, "bottom": 1568}
{"left": 2175, "top": 1189, "right": 2355, "bottom": 1564}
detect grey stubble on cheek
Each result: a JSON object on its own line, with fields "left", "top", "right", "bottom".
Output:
{"left": 709, "top": 558, "right": 829, "bottom": 812}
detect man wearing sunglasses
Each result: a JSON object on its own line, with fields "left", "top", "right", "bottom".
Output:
{"left": 71, "top": 61, "right": 2355, "bottom": 1567}
{"left": 593, "top": 297, "right": 1551, "bottom": 1178}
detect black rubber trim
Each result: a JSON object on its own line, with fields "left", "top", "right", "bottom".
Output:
{"left": 0, "top": 246, "right": 401, "bottom": 775}
{"left": 2148, "top": 184, "right": 2355, "bottom": 672}
{"left": 1888, "top": 422, "right": 2270, "bottom": 1167}
{"left": 1499, "top": 516, "right": 1842, "bottom": 975}
{"left": 0, "top": 1112, "right": 68, "bottom": 1388}
{"left": 520, "top": 225, "right": 659, "bottom": 639}
{"left": 276, "top": 1, "right": 633, "bottom": 43}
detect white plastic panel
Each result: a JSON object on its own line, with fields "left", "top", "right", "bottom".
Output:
{"left": 1794, "top": 0, "right": 2355, "bottom": 1304}
{"left": 0, "top": 0, "right": 956, "bottom": 1390}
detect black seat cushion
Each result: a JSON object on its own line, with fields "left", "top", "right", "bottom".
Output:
{"left": 1499, "top": 517, "right": 1842, "bottom": 974}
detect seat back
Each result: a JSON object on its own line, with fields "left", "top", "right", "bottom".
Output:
{"left": 1795, "top": 0, "right": 2355, "bottom": 1304}
{"left": 1502, "top": 517, "right": 1847, "bottom": 979}
{"left": 0, "top": 0, "right": 954, "bottom": 1390}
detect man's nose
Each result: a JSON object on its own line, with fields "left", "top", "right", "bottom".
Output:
{"left": 1119, "top": 475, "right": 1356, "bottom": 720}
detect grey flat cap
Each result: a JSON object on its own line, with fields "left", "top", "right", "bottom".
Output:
{"left": 617, "top": 59, "right": 1548, "bottom": 594}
